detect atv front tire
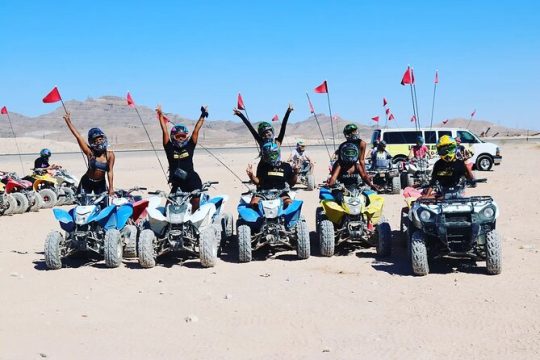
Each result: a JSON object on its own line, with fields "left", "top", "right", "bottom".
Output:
{"left": 486, "top": 229, "right": 502, "bottom": 275}
{"left": 12, "top": 192, "right": 28, "bottom": 214}
{"left": 44, "top": 231, "right": 63, "bottom": 270}
{"left": 376, "top": 217, "right": 392, "bottom": 257}
{"left": 296, "top": 219, "right": 310, "bottom": 259}
{"left": 318, "top": 218, "right": 335, "bottom": 257}
{"left": 122, "top": 225, "right": 138, "bottom": 258}
{"left": 200, "top": 227, "right": 218, "bottom": 268}
{"left": 29, "top": 192, "right": 43, "bottom": 212}
{"left": 411, "top": 231, "right": 429, "bottom": 276}
{"left": 138, "top": 229, "right": 156, "bottom": 268}
{"left": 104, "top": 229, "right": 123, "bottom": 268}
{"left": 2, "top": 194, "right": 17, "bottom": 215}
{"left": 237, "top": 224, "right": 252, "bottom": 263}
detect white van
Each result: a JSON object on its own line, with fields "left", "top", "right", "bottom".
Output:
{"left": 370, "top": 127, "right": 502, "bottom": 171}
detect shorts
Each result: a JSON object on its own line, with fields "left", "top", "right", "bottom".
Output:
{"left": 78, "top": 173, "right": 107, "bottom": 195}
{"left": 170, "top": 171, "right": 203, "bottom": 195}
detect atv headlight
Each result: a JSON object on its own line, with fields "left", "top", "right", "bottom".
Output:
{"left": 482, "top": 206, "right": 495, "bottom": 219}
{"left": 346, "top": 198, "right": 361, "bottom": 207}
{"left": 419, "top": 210, "right": 432, "bottom": 222}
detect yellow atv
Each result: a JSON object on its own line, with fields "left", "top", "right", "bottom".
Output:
{"left": 316, "top": 183, "right": 391, "bottom": 256}
{"left": 25, "top": 169, "right": 59, "bottom": 208}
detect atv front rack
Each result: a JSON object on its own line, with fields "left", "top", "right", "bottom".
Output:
{"left": 416, "top": 195, "right": 493, "bottom": 205}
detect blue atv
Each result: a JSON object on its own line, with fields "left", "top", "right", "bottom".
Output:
{"left": 236, "top": 186, "right": 310, "bottom": 262}
{"left": 44, "top": 192, "right": 134, "bottom": 269}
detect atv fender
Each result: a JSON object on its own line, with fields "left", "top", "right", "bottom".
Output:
{"left": 283, "top": 199, "right": 303, "bottom": 228}
{"left": 319, "top": 187, "right": 335, "bottom": 201}
{"left": 364, "top": 192, "right": 385, "bottom": 224}
{"left": 237, "top": 203, "right": 261, "bottom": 224}
{"left": 90, "top": 205, "right": 116, "bottom": 225}
{"left": 132, "top": 199, "right": 149, "bottom": 222}
{"left": 53, "top": 208, "right": 75, "bottom": 232}
{"left": 208, "top": 195, "right": 229, "bottom": 213}
{"left": 190, "top": 203, "right": 216, "bottom": 229}
{"left": 321, "top": 200, "right": 346, "bottom": 224}
{"left": 107, "top": 203, "right": 134, "bottom": 230}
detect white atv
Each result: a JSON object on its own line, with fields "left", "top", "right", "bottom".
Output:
{"left": 138, "top": 181, "right": 232, "bottom": 268}
{"left": 52, "top": 168, "right": 79, "bottom": 205}
{"left": 400, "top": 157, "right": 437, "bottom": 189}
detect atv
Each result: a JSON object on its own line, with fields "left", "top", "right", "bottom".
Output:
{"left": 138, "top": 181, "right": 232, "bottom": 268}
{"left": 400, "top": 157, "right": 436, "bottom": 189}
{"left": 401, "top": 178, "right": 502, "bottom": 276}
{"left": 236, "top": 185, "right": 310, "bottom": 262}
{"left": 316, "top": 182, "right": 391, "bottom": 257}
{"left": 44, "top": 192, "right": 134, "bottom": 269}
{"left": 51, "top": 168, "right": 79, "bottom": 206}
{"left": 290, "top": 159, "right": 316, "bottom": 191}
{"left": 367, "top": 164, "right": 401, "bottom": 195}
{"left": 1, "top": 172, "right": 43, "bottom": 214}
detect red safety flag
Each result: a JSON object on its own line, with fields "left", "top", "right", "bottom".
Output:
{"left": 237, "top": 93, "right": 245, "bottom": 110}
{"left": 434, "top": 70, "right": 439, "bottom": 84}
{"left": 471, "top": 109, "right": 476, "bottom": 118}
{"left": 1, "top": 106, "right": 7, "bottom": 115}
{"left": 307, "top": 97, "right": 315, "bottom": 114}
{"left": 400, "top": 66, "right": 415, "bottom": 85}
{"left": 371, "top": 116, "right": 380, "bottom": 122}
{"left": 314, "top": 80, "right": 328, "bottom": 93}
{"left": 272, "top": 114, "right": 279, "bottom": 122}
{"left": 383, "top": 97, "right": 388, "bottom": 107}
{"left": 385, "top": 108, "right": 390, "bottom": 115}
{"left": 127, "top": 92, "right": 135, "bottom": 108}
{"left": 410, "top": 115, "right": 416, "bottom": 122}
{"left": 42, "top": 86, "right": 62, "bottom": 103}
{"left": 442, "top": 119, "right": 449, "bottom": 125}
{"left": 389, "top": 113, "right": 395, "bottom": 120}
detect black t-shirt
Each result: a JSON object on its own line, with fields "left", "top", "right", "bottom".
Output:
{"left": 34, "top": 157, "right": 49, "bottom": 169}
{"left": 431, "top": 159, "right": 467, "bottom": 188}
{"left": 164, "top": 139, "right": 196, "bottom": 181}
{"left": 256, "top": 161, "right": 294, "bottom": 190}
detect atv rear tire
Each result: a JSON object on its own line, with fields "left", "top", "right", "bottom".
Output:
{"left": 12, "top": 192, "right": 28, "bottom": 214}
{"left": 391, "top": 176, "right": 401, "bottom": 194}
{"left": 296, "top": 219, "right": 310, "bottom": 259}
{"left": 318, "top": 218, "right": 335, "bottom": 257}
{"left": 138, "top": 229, "right": 156, "bottom": 268}
{"left": 411, "top": 231, "right": 429, "bottom": 276}
{"left": 376, "top": 217, "right": 392, "bottom": 257}
{"left": 486, "top": 229, "right": 502, "bottom": 275}
{"left": 237, "top": 224, "right": 252, "bottom": 263}
{"left": 122, "top": 225, "right": 138, "bottom": 258}
{"left": 2, "top": 194, "right": 17, "bottom": 215}
{"left": 29, "top": 192, "right": 43, "bottom": 212}
{"left": 104, "top": 229, "right": 123, "bottom": 268}
{"left": 306, "top": 174, "right": 315, "bottom": 191}
{"left": 200, "top": 227, "right": 218, "bottom": 268}
{"left": 39, "top": 188, "right": 57, "bottom": 209}
{"left": 44, "top": 231, "right": 63, "bottom": 270}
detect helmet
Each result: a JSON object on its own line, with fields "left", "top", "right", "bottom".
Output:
{"left": 40, "top": 148, "right": 51, "bottom": 158}
{"left": 437, "top": 135, "right": 457, "bottom": 162}
{"left": 261, "top": 142, "right": 281, "bottom": 166}
{"left": 416, "top": 136, "right": 425, "bottom": 145}
{"left": 87, "top": 128, "right": 108, "bottom": 153}
{"left": 296, "top": 139, "right": 305, "bottom": 152}
{"left": 343, "top": 123, "right": 359, "bottom": 140}
{"left": 257, "top": 122, "right": 274, "bottom": 140}
{"left": 339, "top": 142, "right": 359, "bottom": 164}
{"left": 170, "top": 124, "right": 189, "bottom": 147}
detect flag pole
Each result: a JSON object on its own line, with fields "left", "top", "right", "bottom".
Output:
{"left": 430, "top": 70, "right": 438, "bottom": 129}
{"left": 306, "top": 93, "right": 331, "bottom": 160}
{"left": 5, "top": 113, "right": 25, "bottom": 174}
{"left": 409, "top": 84, "right": 418, "bottom": 131}
{"left": 133, "top": 106, "right": 170, "bottom": 189}
{"left": 325, "top": 83, "right": 336, "bottom": 150}
{"left": 412, "top": 83, "right": 421, "bottom": 130}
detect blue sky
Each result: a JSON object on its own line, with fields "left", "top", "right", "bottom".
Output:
{"left": 1, "top": 0, "right": 538, "bottom": 130}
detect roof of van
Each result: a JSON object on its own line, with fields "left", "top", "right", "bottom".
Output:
{"left": 373, "top": 127, "right": 471, "bottom": 132}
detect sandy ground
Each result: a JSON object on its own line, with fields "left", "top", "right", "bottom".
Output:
{"left": 1, "top": 144, "right": 540, "bottom": 360}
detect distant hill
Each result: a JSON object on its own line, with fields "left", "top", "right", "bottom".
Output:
{"left": 0, "top": 96, "right": 529, "bottom": 149}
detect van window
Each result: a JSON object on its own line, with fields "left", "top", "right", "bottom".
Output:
{"left": 370, "top": 130, "right": 381, "bottom": 146}
{"left": 438, "top": 131, "right": 451, "bottom": 140}
{"left": 383, "top": 131, "right": 421, "bottom": 144}
{"left": 457, "top": 130, "right": 478, "bottom": 143}
{"left": 424, "top": 131, "right": 436, "bottom": 144}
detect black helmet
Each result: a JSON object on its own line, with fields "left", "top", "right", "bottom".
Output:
{"left": 339, "top": 142, "right": 359, "bottom": 164}
{"left": 40, "top": 148, "right": 51, "bottom": 158}
{"left": 261, "top": 142, "right": 281, "bottom": 166}
{"left": 170, "top": 124, "right": 189, "bottom": 148}
{"left": 87, "top": 128, "right": 108, "bottom": 153}
{"left": 258, "top": 122, "right": 274, "bottom": 139}
{"left": 343, "top": 123, "right": 359, "bottom": 140}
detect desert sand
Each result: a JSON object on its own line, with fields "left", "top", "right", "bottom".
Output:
{"left": 1, "top": 143, "right": 539, "bottom": 360}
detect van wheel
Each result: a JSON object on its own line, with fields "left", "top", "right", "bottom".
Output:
{"left": 476, "top": 155, "right": 493, "bottom": 171}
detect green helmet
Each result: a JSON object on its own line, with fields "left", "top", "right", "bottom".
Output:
{"left": 343, "top": 123, "right": 359, "bottom": 140}
{"left": 257, "top": 122, "right": 274, "bottom": 138}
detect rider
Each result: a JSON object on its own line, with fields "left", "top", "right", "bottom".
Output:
{"left": 370, "top": 140, "right": 393, "bottom": 170}
{"left": 156, "top": 105, "right": 208, "bottom": 211}
{"left": 233, "top": 104, "right": 293, "bottom": 147}
{"left": 34, "top": 149, "right": 61, "bottom": 172}
{"left": 408, "top": 136, "right": 430, "bottom": 159}
{"left": 424, "top": 135, "right": 475, "bottom": 197}
{"left": 333, "top": 123, "right": 374, "bottom": 186}
{"left": 63, "top": 113, "right": 115, "bottom": 196}
{"left": 455, "top": 136, "right": 473, "bottom": 161}
{"left": 246, "top": 142, "right": 298, "bottom": 209}
{"left": 288, "top": 139, "right": 313, "bottom": 172}
{"left": 328, "top": 142, "right": 378, "bottom": 192}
